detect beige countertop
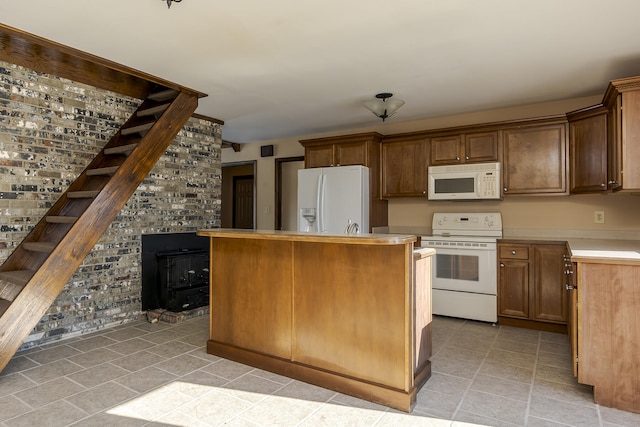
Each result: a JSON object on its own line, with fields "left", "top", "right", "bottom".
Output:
{"left": 197, "top": 228, "right": 417, "bottom": 245}
{"left": 500, "top": 234, "right": 640, "bottom": 265}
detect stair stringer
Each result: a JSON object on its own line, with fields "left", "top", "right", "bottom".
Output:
{"left": 0, "top": 90, "right": 199, "bottom": 372}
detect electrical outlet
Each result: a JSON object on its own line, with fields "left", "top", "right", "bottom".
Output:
{"left": 594, "top": 210, "right": 605, "bottom": 224}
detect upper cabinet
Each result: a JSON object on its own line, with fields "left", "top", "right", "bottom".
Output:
{"left": 502, "top": 118, "right": 568, "bottom": 196}
{"left": 299, "top": 132, "right": 388, "bottom": 228}
{"left": 430, "top": 130, "right": 500, "bottom": 166}
{"left": 603, "top": 76, "right": 640, "bottom": 191}
{"left": 300, "top": 133, "right": 381, "bottom": 169}
{"left": 567, "top": 105, "right": 610, "bottom": 193}
{"left": 381, "top": 132, "right": 429, "bottom": 198}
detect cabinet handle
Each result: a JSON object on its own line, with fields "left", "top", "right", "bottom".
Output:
{"left": 608, "top": 180, "right": 618, "bottom": 185}
{"left": 500, "top": 263, "right": 505, "bottom": 268}
{"left": 600, "top": 183, "right": 606, "bottom": 187}
{"left": 456, "top": 156, "right": 460, "bottom": 161}
{"left": 565, "top": 284, "right": 575, "bottom": 291}
{"left": 422, "top": 190, "right": 426, "bottom": 195}
{"left": 465, "top": 156, "right": 469, "bottom": 160}
{"left": 511, "top": 250, "right": 516, "bottom": 255}
{"left": 503, "top": 188, "right": 508, "bottom": 192}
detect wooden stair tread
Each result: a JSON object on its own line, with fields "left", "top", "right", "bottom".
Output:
{"left": 104, "top": 143, "right": 138, "bottom": 155}
{"left": 45, "top": 216, "right": 78, "bottom": 224}
{"left": 148, "top": 89, "right": 179, "bottom": 101}
{"left": 121, "top": 122, "right": 154, "bottom": 135}
{"left": 0, "top": 299, "right": 11, "bottom": 317}
{"left": 23, "top": 242, "right": 56, "bottom": 253}
{"left": 138, "top": 104, "right": 169, "bottom": 117}
{"left": 67, "top": 190, "right": 100, "bottom": 199}
{"left": 86, "top": 166, "right": 119, "bottom": 176}
{"left": 0, "top": 270, "right": 33, "bottom": 286}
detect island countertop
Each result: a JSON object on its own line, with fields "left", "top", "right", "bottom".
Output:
{"left": 197, "top": 228, "right": 417, "bottom": 245}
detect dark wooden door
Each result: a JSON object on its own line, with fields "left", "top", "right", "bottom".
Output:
{"left": 233, "top": 175, "right": 254, "bottom": 229}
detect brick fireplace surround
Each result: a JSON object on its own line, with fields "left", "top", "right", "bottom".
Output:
{"left": 0, "top": 59, "right": 222, "bottom": 349}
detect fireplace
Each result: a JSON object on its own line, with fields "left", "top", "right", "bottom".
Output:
{"left": 142, "top": 233, "right": 210, "bottom": 312}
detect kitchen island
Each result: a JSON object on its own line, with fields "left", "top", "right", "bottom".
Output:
{"left": 196, "top": 229, "right": 434, "bottom": 412}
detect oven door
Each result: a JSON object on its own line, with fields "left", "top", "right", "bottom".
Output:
{"left": 425, "top": 241, "right": 497, "bottom": 295}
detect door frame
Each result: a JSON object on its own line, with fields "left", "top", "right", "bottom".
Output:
{"left": 275, "top": 156, "right": 304, "bottom": 231}
{"left": 222, "top": 160, "right": 257, "bottom": 229}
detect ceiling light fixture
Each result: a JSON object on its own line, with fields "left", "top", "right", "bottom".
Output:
{"left": 164, "top": 0, "right": 182, "bottom": 8}
{"left": 363, "top": 93, "right": 405, "bottom": 122}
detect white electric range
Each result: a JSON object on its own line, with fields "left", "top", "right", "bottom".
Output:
{"left": 420, "top": 212, "right": 502, "bottom": 323}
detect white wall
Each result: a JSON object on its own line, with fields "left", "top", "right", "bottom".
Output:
{"left": 221, "top": 94, "right": 640, "bottom": 235}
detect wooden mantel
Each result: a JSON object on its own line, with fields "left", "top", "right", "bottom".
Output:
{"left": 196, "top": 229, "right": 434, "bottom": 412}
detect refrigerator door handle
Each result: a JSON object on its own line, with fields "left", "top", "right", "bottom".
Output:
{"left": 317, "top": 173, "right": 325, "bottom": 232}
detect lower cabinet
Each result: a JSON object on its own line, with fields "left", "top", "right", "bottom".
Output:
{"left": 498, "top": 241, "right": 568, "bottom": 332}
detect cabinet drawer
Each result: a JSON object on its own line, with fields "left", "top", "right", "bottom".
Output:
{"left": 499, "top": 245, "right": 529, "bottom": 260}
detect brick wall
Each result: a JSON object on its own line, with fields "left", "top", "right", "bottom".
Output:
{"left": 0, "top": 60, "right": 222, "bottom": 348}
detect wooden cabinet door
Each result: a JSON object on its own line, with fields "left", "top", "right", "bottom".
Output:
{"left": 305, "top": 144, "right": 334, "bottom": 168}
{"left": 620, "top": 90, "right": 640, "bottom": 189}
{"left": 569, "top": 110, "right": 608, "bottom": 193}
{"left": 464, "top": 131, "right": 500, "bottom": 163}
{"left": 502, "top": 123, "right": 568, "bottom": 195}
{"left": 532, "top": 244, "right": 567, "bottom": 323}
{"left": 335, "top": 141, "right": 369, "bottom": 166}
{"left": 430, "top": 135, "right": 463, "bottom": 165}
{"left": 498, "top": 259, "right": 529, "bottom": 318}
{"left": 381, "top": 137, "right": 428, "bottom": 197}
{"left": 607, "top": 96, "right": 622, "bottom": 190}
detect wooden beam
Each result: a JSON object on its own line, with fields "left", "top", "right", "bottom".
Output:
{"left": 0, "top": 23, "right": 207, "bottom": 100}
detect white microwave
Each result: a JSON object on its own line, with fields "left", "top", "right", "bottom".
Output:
{"left": 427, "top": 162, "right": 501, "bottom": 200}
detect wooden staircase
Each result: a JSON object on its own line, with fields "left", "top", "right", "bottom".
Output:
{"left": 0, "top": 86, "right": 199, "bottom": 372}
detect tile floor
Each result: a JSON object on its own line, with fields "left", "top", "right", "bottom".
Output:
{"left": 1, "top": 315, "right": 639, "bottom": 426}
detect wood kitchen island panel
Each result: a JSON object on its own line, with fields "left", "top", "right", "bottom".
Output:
{"left": 293, "top": 242, "right": 408, "bottom": 389}
{"left": 209, "top": 237, "right": 293, "bottom": 359}
{"left": 197, "top": 229, "right": 433, "bottom": 412}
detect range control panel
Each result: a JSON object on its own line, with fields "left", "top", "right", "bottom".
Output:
{"left": 432, "top": 212, "right": 503, "bottom": 237}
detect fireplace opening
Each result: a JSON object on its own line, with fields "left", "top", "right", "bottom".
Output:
{"left": 142, "top": 233, "right": 210, "bottom": 312}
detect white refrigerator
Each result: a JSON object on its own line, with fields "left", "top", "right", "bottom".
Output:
{"left": 297, "top": 165, "right": 369, "bottom": 234}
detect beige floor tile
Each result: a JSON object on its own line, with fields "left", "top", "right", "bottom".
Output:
{"left": 14, "top": 377, "right": 86, "bottom": 408}
{"left": 221, "top": 373, "right": 287, "bottom": 404}
{"left": 600, "top": 405, "right": 640, "bottom": 426}
{"left": 528, "top": 395, "right": 600, "bottom": 426}
{"left": 492, "top": 338, "right": 539, "bottom": 355}
{"left": 239, "top": 394, "right": 319, "bottom": 426}
{"left": 65, "top": 381, "right": 137, "bottom": 414}
{"left": 470, "top": 374, "right": 531, "bottom": 402}
{"left": 0, "top": 373, "right": 37, "bottom": 397}
{"left": 66, "top": 362, "right": 131, "bottom": 388}
{"left": 67, "top": 335, "right": 119, "bottom": 353}
{"left": 154, "top": 354, "right": 212, "bottom": 376}
{"left": 376, "top": 411, "right": 453, "bottom": 426}
{"left": 67, "top": 347, "right": 124, "bottom": 368}
{"left": 145, "top": 339, "right": 199, "bottom": 358}
{"left": 478, "top": 360, "right": 534, "bottom": 384}
{"left": 20, "top": 358, "right": 83, "bottom": 384}
{"left": 102, "top": 326, "right": 152, "bottom": 342}
{"left": 485, "top": 348, "right": 537, "bottom": 369}
{"left": 458, "top": 389, "right": 527, "bottom": 425}
{"left": 67, "top": 411, "right": 147, "bottom": 427}
{"left": 140, "top": 329, "right": 184, "bottom": 344}
{"left": 110, "top": 350, "right": 167, "bottom": 372}
{"left": 0, "top": 394, "right": 31, "bottom": 422}
{"left": 106, "top": 338, "right": 156, "bottom": 356}
{"left": 114, "top": 366, "right": 178, "bottom": 393}
{"left": 423, "top": 372, "right": 472, "bottom": 398}
{"left": 175, "top": 390, "right": 253, "bottom": 425}
{"left": 534, "top": 364, "right": 576, "bottom": 387}
{"left": 298, "top": 401, "right": 384, "bottom": 426}
{"left": 532, "top": 378, "right": 596, "bottom": 407}
{"left": 0, "top": 355, "right": 39, "bottom": 377}
{"left": 413, "top": 389, "right": 460, "bottom": 419}
{"left": 164, "top": 370, "right": 228, "bottom": 397}
{"left": 454, "top": 410, "right": 521, "bottom": 427}
{"left": 200, "top": 358, "right": 255, "bottom": 381}
{"left": 105, "top": 384, "right": 194, "bottom": 422}
{"left": 273, "top": 380, "right": 337, "bottom": 408}
{"left": 4, "top": 399, "right": 87, "bottom": 427}
{"left": 25, "top": 344, "right": 81, "bottom": 365}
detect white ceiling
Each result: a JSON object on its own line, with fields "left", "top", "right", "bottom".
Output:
{"left": 2, "top": 1, "right": 640, "bottom": 143}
